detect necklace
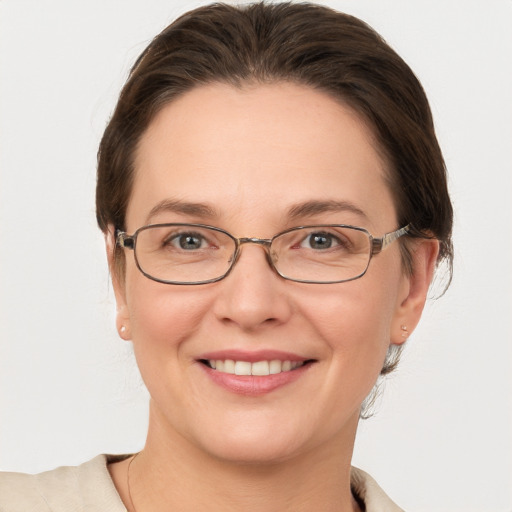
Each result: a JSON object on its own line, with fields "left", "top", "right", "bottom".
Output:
{"left": 127, "top": 452, "right": 139, "bottom": 512}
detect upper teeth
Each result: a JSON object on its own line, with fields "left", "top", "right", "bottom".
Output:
{"left": 209, "top": 360, "right": 303, "bottom": 376}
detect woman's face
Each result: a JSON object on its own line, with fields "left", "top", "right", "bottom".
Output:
{"left": 114, "top": 82, "right": 429, "bottom": 463}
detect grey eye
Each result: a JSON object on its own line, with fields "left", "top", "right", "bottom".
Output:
{"left": 165, "top": 232, "right": 207, "bottom": 250}
{"left": 179, "top": 234, "right": 203, "bottom": 249}
{"left": 302, "top": 232, "right": 336, "bottom": 250}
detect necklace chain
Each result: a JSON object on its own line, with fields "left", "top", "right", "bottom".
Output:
{"left": 127, "top": 452, "right": 139, "bottom": 512}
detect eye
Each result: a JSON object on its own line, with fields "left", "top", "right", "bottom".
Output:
{"left": 300, "top": 232, "right": 341, "bottom": 250}
{"left": 166, "top": 232, "right": 208, "bottom": 250}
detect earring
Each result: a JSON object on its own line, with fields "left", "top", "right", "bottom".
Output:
{"left": 120, "top": 325, "right": 126, "bottom": 334}
{"left": 400, "top": 325, "right": 409, "bottom": 339}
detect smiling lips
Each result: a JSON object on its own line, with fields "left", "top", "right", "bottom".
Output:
{"left": 198, "top": 351, "right": 315, "bottom": 395}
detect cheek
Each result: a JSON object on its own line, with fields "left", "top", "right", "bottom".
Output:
{"left": 125, "top": 275, "right": 213, "bottom": 360}
{"left": 305, "top": 283, "right": 396, "bottom": 344}
{"left": 299, "top": 270, "right": 402, "bottom": 375}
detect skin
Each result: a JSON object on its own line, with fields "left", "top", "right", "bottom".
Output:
{"left": 107, "top": 82, "right": 438, "bottom": 511}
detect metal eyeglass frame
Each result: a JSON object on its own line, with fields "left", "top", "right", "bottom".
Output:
{"left": 116, "top": 223, "right": 411, "bottom": 285}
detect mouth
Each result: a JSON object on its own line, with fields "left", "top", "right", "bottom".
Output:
{"left": 198, "top": 359, "right": 315, "bottom": 376}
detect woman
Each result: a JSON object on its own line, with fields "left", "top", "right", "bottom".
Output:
{"left": 0, "top": 2, "right": 452, "bottom": 510}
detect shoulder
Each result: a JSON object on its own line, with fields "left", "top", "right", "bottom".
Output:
{"left": 351, "top": 467, "right": 405, "bottom": 512}
{"left": 0, "top": 454, "right": 129, "bottom": 512}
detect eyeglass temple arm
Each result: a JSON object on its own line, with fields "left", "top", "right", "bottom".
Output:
{"left": 116, "top": 230, "right": 135, "bottom": 250}
{"left": 371, "top": 224, "right": 410, "bottom": 255}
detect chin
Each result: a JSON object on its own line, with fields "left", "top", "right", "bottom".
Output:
{"left": 203, "top": 436, "right": 303, "bottom": 466}
{"left": 180, "top": 414, "right": 310, "bottom": 465}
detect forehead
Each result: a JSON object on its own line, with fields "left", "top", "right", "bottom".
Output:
{"left": 128, "top": 82, "right": 396, "bottom": 233}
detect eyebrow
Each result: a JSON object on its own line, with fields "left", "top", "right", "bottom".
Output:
{"left": 146, "top": 199, "right": 219, "bottom": 224}
{"left": 145, "top": 198, "right": 368, "bottom": 225}
{"left": 286, "top": 200, "right": 369, "bottom": 222}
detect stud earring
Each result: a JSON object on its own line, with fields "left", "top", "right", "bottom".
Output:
{"left": 120, "top": 325, "right": 126, "bottom": 334}
{"left": 400, "top": 325, "right": 409, "bottom": 339}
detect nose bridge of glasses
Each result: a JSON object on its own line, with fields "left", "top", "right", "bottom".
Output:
{"left": 233, "top": 237, "right": 276, "bottom": 269}
{"left": 238, "top": 237, "right": 272, "bottom": 247}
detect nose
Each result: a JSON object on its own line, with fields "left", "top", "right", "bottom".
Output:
{"left": 212, "top": 243, "right": 293, "bottom": 331}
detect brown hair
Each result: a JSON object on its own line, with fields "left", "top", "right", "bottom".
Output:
{"left": 96, "top": 1, "right": 453, "bottom": 379}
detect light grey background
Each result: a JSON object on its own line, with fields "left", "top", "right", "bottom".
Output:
{"left": 1, "top": 1, "right": 511, "bottom": 511}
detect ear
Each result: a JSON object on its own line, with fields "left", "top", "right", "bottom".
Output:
{"left": 106, "top": 225, "right": 131, "bottom": 341}
{"left": 390, "top": 238, "right": 440, "bottom": 345}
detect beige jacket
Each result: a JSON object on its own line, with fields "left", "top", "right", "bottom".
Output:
{"left": 0, "top": 455, "right": 404, "bottom": 511}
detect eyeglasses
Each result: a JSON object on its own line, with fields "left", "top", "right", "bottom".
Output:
{"left": 116, "top": 223, "right": 410, "bottom": 285}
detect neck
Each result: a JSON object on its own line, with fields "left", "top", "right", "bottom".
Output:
{"left": 119, "top": 405, "right": 361, "bottom": 512}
